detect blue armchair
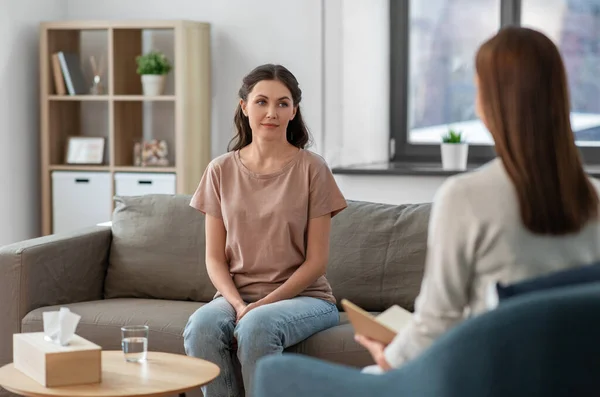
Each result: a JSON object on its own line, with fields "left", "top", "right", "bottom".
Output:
{"left": 254, "top": 283, "right": 600, "bottom": 397}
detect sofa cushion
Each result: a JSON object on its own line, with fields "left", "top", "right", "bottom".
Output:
{"left": 104, "top": 195, "right": 430, "bottom": 313}
{"left": 105, "top": 194, "right": 217, "bottom": 302}
{"left": 286, "top": 322, "right": 372, "bottom": 367}
{"left": 327, "top": 200, "right": 430, "bottom": 312}
{"left": 22, "top": 300, "right": 373, "bottom": 367}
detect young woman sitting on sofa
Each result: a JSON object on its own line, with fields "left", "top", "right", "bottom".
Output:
{"left": 355, "top": 26, "right": 600, "bottom": 373}
{"left": 183, "top": 63, "right": 347, "bottom": 397}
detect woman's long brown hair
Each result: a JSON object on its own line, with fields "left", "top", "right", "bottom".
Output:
{"left": 475, "top": 26, "right": 598, "bottom": 235}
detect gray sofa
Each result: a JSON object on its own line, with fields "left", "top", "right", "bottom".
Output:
{"left": 0, "top": 195, "right": 430, "bottom": 396}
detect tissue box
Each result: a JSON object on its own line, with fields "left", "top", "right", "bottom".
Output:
{"left": 13, "top": 332, "right": 101, "bottom": 387}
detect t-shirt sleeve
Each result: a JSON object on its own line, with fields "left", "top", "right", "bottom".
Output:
{"left": 309, "top": 164, "right": 348, "bottom": 219}
{"left": 190, "top": 162, "right": 222, "bottom": 219}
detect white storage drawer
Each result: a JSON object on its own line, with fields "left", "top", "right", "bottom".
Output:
{"left": 52, "top": 171, "right": 112, "bottom": 234}
{"left": 114, "top": 172, "right": 176, "bottom": 196}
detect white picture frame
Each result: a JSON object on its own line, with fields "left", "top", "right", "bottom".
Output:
{"left": 65, "top": 136, "right": 105, "bottom": 165}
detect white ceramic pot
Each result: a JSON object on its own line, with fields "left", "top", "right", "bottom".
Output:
{"left": 441, "top": 143, "right": 469, "bottom": 171}
{"left": 141, "top": 74, "right": 165, "bottom": 96}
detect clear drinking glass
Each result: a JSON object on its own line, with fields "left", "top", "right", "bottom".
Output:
{"left": 121, "top": 325, "right": 149, "bottom": 362}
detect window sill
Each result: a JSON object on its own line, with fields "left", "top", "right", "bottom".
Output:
{"left": 331, "top": 161, "right": 480, "bottom": 177}
{"left": 333, "top": 161, "right": 600, "bottom": 178}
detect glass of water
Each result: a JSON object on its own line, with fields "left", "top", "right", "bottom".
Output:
{"left": 121, "top": 325, "right": 149, "bottom": 362}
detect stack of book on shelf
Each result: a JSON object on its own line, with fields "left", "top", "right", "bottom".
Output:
{"left": 50, "top": 51, "right": 88, "bottom": 95}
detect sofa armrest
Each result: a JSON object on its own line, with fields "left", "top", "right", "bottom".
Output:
{"left": 0, "top": 226, "right": 111, "bottom": 367}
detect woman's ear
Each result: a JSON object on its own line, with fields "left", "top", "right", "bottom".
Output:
{"left": 240, "top": 99, "right": 248, "bottom": 117}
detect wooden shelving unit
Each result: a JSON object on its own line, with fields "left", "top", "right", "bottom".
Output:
{"left": 39, "top": 20, "right": 212, "bottom": 235}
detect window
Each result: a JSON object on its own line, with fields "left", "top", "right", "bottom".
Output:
{"left": 391, "top": 0, "right": 600, "bottom": 162}
{"left": 408, "top": 0, "right": 500, "bottom": 146}
{"left": 521, "top": 0, "right": 600, "bottom": 146}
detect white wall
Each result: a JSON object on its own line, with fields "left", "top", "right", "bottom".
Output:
{"left": 324, "top": 0, "right": 390, "bottom": 167}
{"left": 66, "top": 0, "right": 324, "bottom": 159}
{"left": 325, "top": 0, "right": 444, "bottom": 205}
{"left": 0, "top": 0, "right": 67, "bottom": 246}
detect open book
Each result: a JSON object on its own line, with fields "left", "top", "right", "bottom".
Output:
{"left": 341, "top": 299, "right": 413, "bottom": 345}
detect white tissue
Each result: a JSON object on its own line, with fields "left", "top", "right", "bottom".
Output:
{"left": 42, "top": 307, "right": 81, "bottom": 346}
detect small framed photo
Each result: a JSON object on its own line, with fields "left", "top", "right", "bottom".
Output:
{"left": 65, "top": 136, "right": 105, "bottom": 165}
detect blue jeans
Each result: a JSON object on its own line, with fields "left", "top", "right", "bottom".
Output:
{"left": 183, "top": 296, "right": 339, "bottom": 397}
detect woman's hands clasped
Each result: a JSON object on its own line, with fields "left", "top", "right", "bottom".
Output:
{"left": 234, "top": 300, "right": 265, "bottom": 323}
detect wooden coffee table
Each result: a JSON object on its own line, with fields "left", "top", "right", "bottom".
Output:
{"left": 0, "top": 351, "right": 219, "bottom": 397}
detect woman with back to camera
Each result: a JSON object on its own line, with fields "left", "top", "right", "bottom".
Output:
{"left": 355, "top": 26, "right": 600, "bottom": 372}
{"left": 183, "top": 64, "right": 347, "bottom": 396}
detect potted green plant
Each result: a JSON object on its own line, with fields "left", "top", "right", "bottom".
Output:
{"left": 441, "top": 128, "right": 468, "bottom": 170}
{"left": 135, "top": 50, "right": 172, "bottom": 96}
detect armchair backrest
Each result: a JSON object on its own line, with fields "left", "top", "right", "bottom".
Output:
{"left": 387, "top": 283, "right": 600, "bottom": 396}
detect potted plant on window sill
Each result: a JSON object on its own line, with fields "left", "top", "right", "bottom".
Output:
{"left": 441, "top": 128, "right": 468, "bottom": 171}
{"left": 135, "top": 50, "right": 172, "bottom": 96}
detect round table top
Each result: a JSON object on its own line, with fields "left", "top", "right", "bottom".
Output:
{"left": 0, "top": 351, "right": 220, "bottom": 397}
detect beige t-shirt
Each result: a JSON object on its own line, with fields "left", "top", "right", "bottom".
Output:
{"left": 190, "top": 149, "right": 347, "bottom": 304}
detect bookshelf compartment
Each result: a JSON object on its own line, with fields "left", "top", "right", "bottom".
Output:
{"left": 46, "top": 29, "right": 109, "bottom": 96}
{"left": 49, "top": 101, "right": 110, "bottom": 165}
{"left": 113, "top": 28, "right": 175, "bottom": 96}
{"left": 40, "top": 20, "right": 212, "bottom": 236}
{"left": 113, "top": 101, "right": 175, "bottom": 167}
